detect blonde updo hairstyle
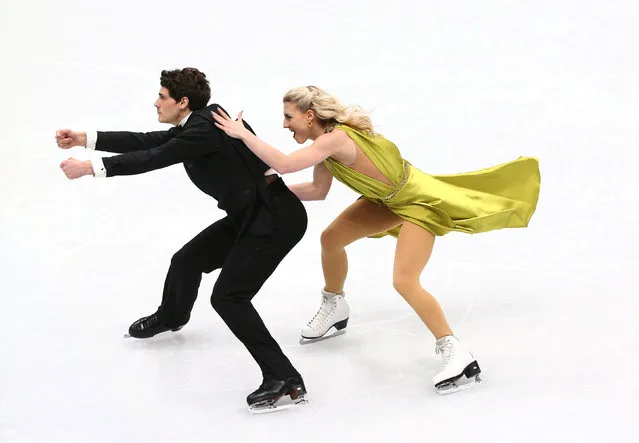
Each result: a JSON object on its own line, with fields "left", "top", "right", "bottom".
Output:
{"left": 283, "top": 86, "right": 376, "bottom": 136}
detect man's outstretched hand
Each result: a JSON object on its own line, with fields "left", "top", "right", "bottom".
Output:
{"left": 55, "top": 129, "right": 87, "bottom": 149}
{"left": 60, "top": 158, "right": 94, "bottom": 179}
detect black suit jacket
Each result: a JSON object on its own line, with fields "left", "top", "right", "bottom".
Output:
{"left": 96, "top": 103, "right": 274, "bottom": 237}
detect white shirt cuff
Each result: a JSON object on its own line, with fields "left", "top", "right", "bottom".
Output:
{"left": 92, "top": 158, "right": 107, "bottom": 178}
{"left": 85, "top": 131, "right": 97, "bottom": 150}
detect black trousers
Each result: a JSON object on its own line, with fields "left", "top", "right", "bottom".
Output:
{"left": 155, "top": 178, "right": 307, "bottom": 380}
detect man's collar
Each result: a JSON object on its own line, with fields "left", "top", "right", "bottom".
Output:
{"left": 178, "top": 112, "right": 192, "bottom": 127}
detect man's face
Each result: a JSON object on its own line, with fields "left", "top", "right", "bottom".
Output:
{"left": 154, "top": 87, "right": 187, "bottom": 125}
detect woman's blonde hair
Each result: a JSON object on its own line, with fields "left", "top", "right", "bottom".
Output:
{"left": 283, "top": 86, "right": 375, "bottom": 136}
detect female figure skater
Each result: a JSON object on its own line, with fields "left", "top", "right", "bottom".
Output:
{"left": 213, "top": 86, "right": 540, "bottom": 394}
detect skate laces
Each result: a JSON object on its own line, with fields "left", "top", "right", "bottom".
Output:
{"left": 139, "top": 315, "right": 159, "bottom": 331}
{"left": 435, "top": 338, "right": 456, "bottom": 367}
{"left": 307, "top": 295, "right": 337, "bottom": 328}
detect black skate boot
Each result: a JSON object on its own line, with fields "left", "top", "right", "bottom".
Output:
{"left": 246, "top": 376, "right": 308, "bottom": 413}
{"left": 125, "top": 313, "right": 187, "bottom": 339}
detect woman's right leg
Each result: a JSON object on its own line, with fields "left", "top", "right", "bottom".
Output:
{"left": 320, "top": 198, "right": 402, "bottom": 293}
{"left": 302, "top": 199, "right": 402, "bottom": 341}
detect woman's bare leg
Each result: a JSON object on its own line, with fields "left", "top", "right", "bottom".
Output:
{"left": 320, "top": 199, "right": 402, "bottom": 293}
{"left": 393, "top": 221, "right": 453, "bottom": 339}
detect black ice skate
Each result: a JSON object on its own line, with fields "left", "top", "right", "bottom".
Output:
{"left": 124, "top": 313, "right": 186, "bottom": 339}
{"left": 247, "top": 376, "right": 308, "bottom": 414}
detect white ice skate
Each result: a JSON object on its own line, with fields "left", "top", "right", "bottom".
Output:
{"left": 299, "top": 289, "right": 350, "bottom": 345}
{"left": 432, "top": 335, "right": 482, "bottom": 394}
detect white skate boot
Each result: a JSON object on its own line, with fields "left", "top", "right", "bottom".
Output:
{"left": 432, "top": 335, "right": 482, "bottom": 394}
{"left": 299, "top": 289, "right": 350, "bottom": 344}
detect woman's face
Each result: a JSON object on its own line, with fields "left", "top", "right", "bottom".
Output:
{"left": 283, "top": 101, "right": 314, "bottom": 144}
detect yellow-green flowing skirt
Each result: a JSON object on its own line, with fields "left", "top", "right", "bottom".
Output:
{"left": 365, "top": 156, "right": 541, "bottom": 237}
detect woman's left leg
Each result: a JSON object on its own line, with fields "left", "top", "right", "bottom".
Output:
{"left": 392, "top": 221, "right": 452, "bottom": 339}
{"left": 393, "top": 221, "right": 482, "bottom": 394}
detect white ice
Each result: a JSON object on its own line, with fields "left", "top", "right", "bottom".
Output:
{"left": 1, "top": 1, "right": 638, "bottom": 442}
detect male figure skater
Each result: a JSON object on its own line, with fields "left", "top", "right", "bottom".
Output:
{"left": 55, "top": 67, "right": 308, "bottom": 413}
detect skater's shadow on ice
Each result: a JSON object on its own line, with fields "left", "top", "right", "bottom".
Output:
{"left": 122, "top": 330, "right": 222, "bottom": 351}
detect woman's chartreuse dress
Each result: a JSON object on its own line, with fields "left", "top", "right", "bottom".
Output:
{"left": 323, "top": 125, "right": 541, "bottom": 238}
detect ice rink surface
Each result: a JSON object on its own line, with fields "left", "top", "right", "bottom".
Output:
{"left": 1, "top": 1, "right": 637, "bottom": 441}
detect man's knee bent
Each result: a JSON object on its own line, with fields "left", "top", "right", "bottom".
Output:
{"left": 210, "top": 287, "right": 255, "bottom": 315}
{"left": 210, "top": 292, "right": 226, "bottom": 314}
{"left": 171, "top": 248, "right": 193, "bottom": 268}
{"left": 170, "top": 247, "right": 213, "bottom": 274}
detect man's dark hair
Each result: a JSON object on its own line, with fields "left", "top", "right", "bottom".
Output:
{"left": 160, "top": 67, "right": 211, "bottom": 111}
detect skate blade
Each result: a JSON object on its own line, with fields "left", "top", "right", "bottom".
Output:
{"left": 248, "top": 395, "right": 309, "bottom": 414}
{"left": 435, "top": 375, "right": 483, "bottom": 395}
{"left": 299, "top": 328, "right": 346, "bottom": 345}
{"left": 123, "top": 332, "right": 143, "bottom": 338}
{"left": 123, "top": 325, "right": 184, "bottom": 339}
